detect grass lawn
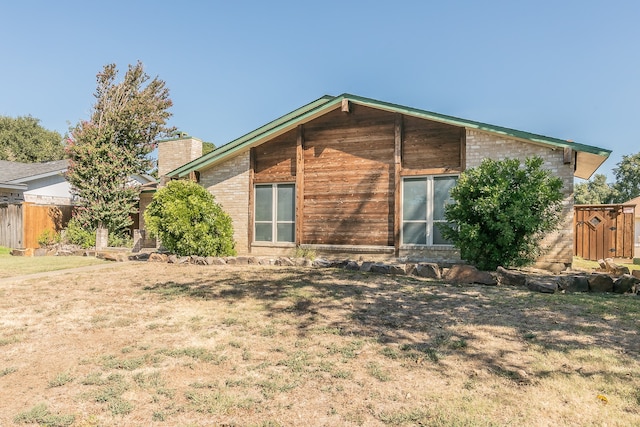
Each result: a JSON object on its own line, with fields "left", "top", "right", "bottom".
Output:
{"left": 0, "top": 262, "right": 638, "bottom": 426}
{"left": 0, "top": 247, "right": 108, "bottom": 279}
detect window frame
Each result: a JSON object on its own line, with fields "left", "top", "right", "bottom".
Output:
{"left": 401, "top": 174, "right": 458, "bottom": 247}
{"left": 253, "top": 183, "right": 296, "bottom": 244}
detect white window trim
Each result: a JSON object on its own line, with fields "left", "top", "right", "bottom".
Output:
{"left": 401, "top": 174, "right": 457, "bottom": 247}
{"left": 254, "top": 183, "right": 295, "bottom": 244}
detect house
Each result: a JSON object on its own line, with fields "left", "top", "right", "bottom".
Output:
{"left": 0, "top": 159, "right": 155, "bottom": 249}
{"left": 163, "top": 94, "right": 611, "bottom": 270}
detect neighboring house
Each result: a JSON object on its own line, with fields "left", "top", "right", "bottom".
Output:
{"left": 163, "top": 94, "right": 611, "bottom": 270}
{"left": 0, "top": 159, "right": 155, "bottom": 249}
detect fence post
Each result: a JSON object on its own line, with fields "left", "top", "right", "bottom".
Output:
{"left": 96, "top": 227, "right": 108, "bottom": 250}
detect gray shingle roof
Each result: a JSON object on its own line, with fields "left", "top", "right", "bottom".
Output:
{"left": 0, "top": 159, "right": 68, "bottom": 182}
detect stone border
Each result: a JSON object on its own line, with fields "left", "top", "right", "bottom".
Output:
{"left": 119, "top": 252, "right": 640, "bottom": 296}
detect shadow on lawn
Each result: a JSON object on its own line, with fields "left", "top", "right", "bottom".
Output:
{"left": 144, "top": 267, "right": 639, "bottom": 380}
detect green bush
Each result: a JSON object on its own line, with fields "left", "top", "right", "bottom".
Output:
{"left": 37, "top": 228, "right": 60, "bottom": 248}
{"left": 144, "top": 180, "right": 236, "bottom": 257}
{"left": 65, "top": 218, "right": 96, "bottom": 248}
{"left": 440, "top": 156, "right": 564, "bottom": 270}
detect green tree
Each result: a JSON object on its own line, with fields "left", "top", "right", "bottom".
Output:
{"left": 66, "top": 62, "right": 174, "bottom": 237}
{"left": 144, "top": 180, "right": 236, "bottom": 257}
{"left": 612, "top": 152, "right": 640, "bottom": 202}
{"left": 440, "top": 156, "right": 564, "bottom": 271}
{"left": 0, "top": 115, "right": 64, "bottom": 162}
{"left": 574, "top": 173, "right": 615, "bottom": 204}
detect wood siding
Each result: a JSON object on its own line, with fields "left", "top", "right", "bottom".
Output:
{"left": 302, "top": 106, "right": 395, "bottom": 245}
{"left": 253, "top": 130, "right": 297, "bottom": 182}
{"left": 247, "top": 104, "right": 468, "bottom": 250}
{"left": 402, "top": 116, "right": 462, "bottom": 172}
{"left": 574, "top": 205, "right": 635, "bottom": 260}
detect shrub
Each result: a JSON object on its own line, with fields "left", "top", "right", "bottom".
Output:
{"left": 144, "top": 180, "right": 236, "bottom": 257}
{"left": 37, "top": 228, "right": 60, "bottom": 248}
{"left": 440, "top": 156, "right": 564, "bottom": 270}
{"left": 65, "top": 218, "right": 96, "bottom": 248}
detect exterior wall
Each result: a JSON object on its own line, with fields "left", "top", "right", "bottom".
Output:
{"left": 199, "top": 151, "right": 251, "bottom": 254}
{"left": 23, "top": 175, "right": 73, "bottom": 205}
{"left": 158, "top": 137, "right": 203, "bottom": 177}
{"left": 466, "top": 129, "right": 575, "bottom": 269}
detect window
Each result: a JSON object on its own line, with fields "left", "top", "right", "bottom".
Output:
{"left": 254, "top": 183, "right": 295, "bottom": 243}
{"left": 402, "top": 176, "right": 457, "bottom": 245}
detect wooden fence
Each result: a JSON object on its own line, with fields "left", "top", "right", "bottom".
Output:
{"left": 0, "top": 203, "right": 73, "bottom": 249}
{"left": 0, "top": 204, "right": 24, "bottom": 248}
{"left": 574, "top": 204, "right": 635, "bottom": 260}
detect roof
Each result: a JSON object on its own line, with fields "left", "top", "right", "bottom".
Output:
{"left": 168, "top": 93, "right": 611, "bottom": 180}
{"left": 0, "top": 159, "right": 68, "bottom": 183}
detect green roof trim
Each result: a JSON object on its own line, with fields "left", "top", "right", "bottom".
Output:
{"left": 168, "top": 93, "right": 611, "bottom": 178}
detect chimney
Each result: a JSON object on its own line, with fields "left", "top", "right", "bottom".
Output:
{"left": 157, "top": 133, "right": 203, "bottom": 178}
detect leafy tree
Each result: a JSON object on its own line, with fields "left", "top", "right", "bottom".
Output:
{"left": 440, "top": 156, "right": 564, "bottom": 271}
{"left": 612, "top": 152, "right": 640, "bottom": 202}
{"left": 0, "top": 115, "right": 64, "bottom": 162}
{"left": 66, "top": 62, "right": 174, "bottom": 237}
{"left": 144, "top": 179, "right": 236, "bottom": 256}
{"left": 574, "top": 174, "right": 615, "bottom": 204}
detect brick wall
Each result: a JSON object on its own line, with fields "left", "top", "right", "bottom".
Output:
{"left": 199, "top": 151, "right": 250, "bottom": 254}
{"left": 158, "top": 137, "right": 203, "bottom": 177}
{"left": 466, "top": 129, "right": 575, "bottom": 269}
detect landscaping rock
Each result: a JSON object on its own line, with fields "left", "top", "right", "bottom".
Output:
{"left": 413, "top": 263, "right": 441, "bottom": 279}
{"left": 445, "top": 264, "right": 497, "bottom": 285}
{"left": 194, "top": 256, "right": 207, "bottom": 265}
{"left": 329, "top": 260, "right": 349, "bottom": 268}
{"left": 603, "top": 258, "right": 630, "bottom": 276}
{"left": 225, "top": 257, "right": 237, "bottom": 265}
{"left": 97, "top": 251, "right": 128, "bottom": 262}
{"left": 148, "top": 253, "right": 168, "bottom": 263}
{"left": 389, "top": 264, "right": 407, "bottom": 275}
{"left": 345, "top": 261, "right": 360, "bottom": 271}
{"left": 276, "top": 257, "right": 295, "bottom": 266}
{"left": 236, "top": 256, "right": 250, "bottom": 265}
{"left": 177, "top": 256, "right": 190, "bottom": 264}
{"left": 209, "top": 257, "right": 227, "bottom": 265}
{"left": 204, "top": 256, "right": 215, "bottom": 265}
{"left": 359, "top": 262, "right": 374, "bottom": 272}
{"left": 613, "top": 274, "right": 639, "bottom": 294}
{"left": 167, "top": 254, "right": 178, "bottom": 264}
{"left": 496, "top": 266, "right": 526, "bottom": 286}
{"left": 632, "top": 270, "right": 640, "bottom": 280}
{"left": 588, "top": 274, "right": 614, "bottom": 293}
{"left": 558, "top": 275, "right": 589, "bottom": 293}
{"left": 526, "top": 277, "right": 558, "bottom": 293}
{"left": 312, "top": 258, "right": 332, "bottom": 268}
{"left": 369, "top": 263, "right": 390, "bottom": 274}
{"left": 129, "top": 252, "right": 150, "bottom": 261}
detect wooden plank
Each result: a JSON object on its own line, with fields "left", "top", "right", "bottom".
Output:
{"left": 623, "top": 209, "right": 634, "bottom": 258}
{"left": 394, "top": 114, "right": 402, "bottom": 256}
{"left": 296, "top": 125, "right": 304, "bottom": 246}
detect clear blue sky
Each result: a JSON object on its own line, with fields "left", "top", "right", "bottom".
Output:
{"left": 1, "top": 0, "right": 638, "bottom": 182}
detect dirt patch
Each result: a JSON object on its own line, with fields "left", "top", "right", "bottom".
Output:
{"left": 1, "top": 263, "right": 638, "bottom": 426}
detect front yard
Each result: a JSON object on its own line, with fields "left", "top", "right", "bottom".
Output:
{"left": 0, "top": 261, "right": 638, "bottom": 426}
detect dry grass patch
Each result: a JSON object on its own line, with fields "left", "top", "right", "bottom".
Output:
{"left": 0, "top": 262, "right": 638, "bottom": 426}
